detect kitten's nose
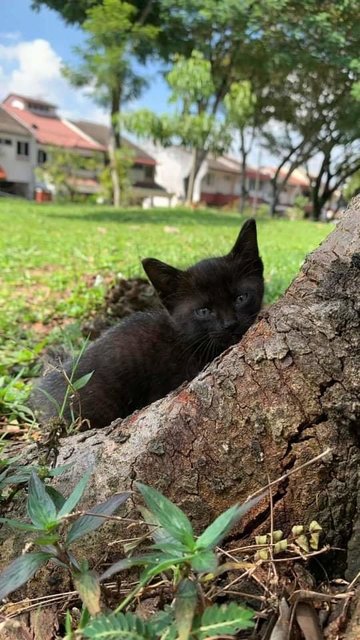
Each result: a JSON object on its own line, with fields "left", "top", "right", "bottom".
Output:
{"left": 221, "top": 315, "right": 237, "bottom": 329}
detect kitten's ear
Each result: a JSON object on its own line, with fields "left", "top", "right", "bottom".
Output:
{"left": 229, "top": 218, "right": 259, "bottom": 258}
{"left": 142, "top": 258, "right": 182, "bottom": 307}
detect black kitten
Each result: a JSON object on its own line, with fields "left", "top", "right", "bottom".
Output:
{"left": 31, "top": 219, "right": 264, "bottom": 428}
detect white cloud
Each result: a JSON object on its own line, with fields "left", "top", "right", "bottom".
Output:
{"left": 0, "top": 38, "right": 107, "bottom": 123}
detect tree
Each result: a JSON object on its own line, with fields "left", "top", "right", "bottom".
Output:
{"left": 308, "top": 126, "right": 360, "bottom": 220}
{"left": 62, "top": 0, "right": 158, "bottom": 206}
{"left": 223, "top": 81, "right": 257, "bottom": 214}
{"left": 123, "top": 50, "right": 232, "bottom": 204}
{"left": 35, "top": 147, "right": 103, "bottom": 201}
{"left": 259, "top": 0, "right": 360, "bottom": 216}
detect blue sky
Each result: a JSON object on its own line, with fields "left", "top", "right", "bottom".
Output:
{"left": 0, "top": 0, "right": 170, "bottom": 123}
{"left": 0, "top": 0, "right": 279, "bottom": 167}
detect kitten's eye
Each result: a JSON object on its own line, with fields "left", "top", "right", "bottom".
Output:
{"left": 236, "top": 292, "right": 249, "bottom": 305}
{"left": 195, "top": 307, "right": 212, "bottom": 318}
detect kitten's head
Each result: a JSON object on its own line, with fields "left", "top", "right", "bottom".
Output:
{"left": 142, "top": 219, "right": 264, "bottom": 363}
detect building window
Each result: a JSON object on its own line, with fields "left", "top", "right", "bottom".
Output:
{"left": 0, "top": 138, "right": 12, "bottom": 146}
{"left": 17, "top": 141, "right": 29, "bottom": 157}
{"left": 38, "top": 149, "right": 47, "bottom": 164}
{"left": 206, "top": 172, "right": 214, "bottom": 186}
{"left": 248, "top": 178, "right": 256, "bottom": 191}
{"left": 144, "top": 165, "right": 153, "bottom": 180}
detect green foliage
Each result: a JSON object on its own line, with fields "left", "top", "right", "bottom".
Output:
{"left": 82, "top": 481, "right": 256, "bottom": 638}
{"left": 344, "top": 170, "right": 360, "bottom": 200}
{"left": 0, "top": 470, "right": 130, "bottom": 601}
{"left": 287, "top": 195, "right": 309, "bottom": 221}
{"left": 36, "top": 147, "right": 104, "bottom": 203}
{"left": 167, "top": 50, "right": 215, "bottom": 108}
{"left": 0, "top": 552, "right": 53, "bottom": 601}
{"left": 82, "top": 611, "right": 159, "bottom": 640}
{"left": 223, "top": 81, "right": 256, "bottom": 130}
{"left": 175, "top": 579, "right": 198, "bottom": 640}
{"left": 62, "top": 0, "right": 156, "bottom": 106}
{"left": 99, "top": 482, "right": 261, "bottom": 620}
{"left": 99, "top": 147, "right": 135, "bottom": 205}
{"left": 0, "top": 369, "right": 36, "bottom": 425}
{"left": 66, "top": 493, "right": 132, "bottom": 544}
{"left": 81, "top": 601, "right": 253, "bottom": 640}
{"left": 194, "top": 602, "right": 254, "bottom": 639}
{"left": 136, "top": 482, "right": 195, "bottom": 547}
{"left": 124, "top": 50, "right": 231, "bottom": 158}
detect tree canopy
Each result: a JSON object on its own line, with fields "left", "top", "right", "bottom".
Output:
{"left": 32, "top": 0, "right": 360, "bottom": 212}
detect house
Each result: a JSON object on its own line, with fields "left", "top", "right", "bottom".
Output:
{"left": 72, "top": 120, "right": 168, "bottom": 204}
{"left": 0, "top": 94, "right": 164, "bottom": 203}
{"left": 0, "top": 105, "right": 36, "bottom": 198}
{"left": 139, "top": 143, "right": 310, "bottom": 210}
{"left": 0, "top": 94, "right": 106, "bottom": 199}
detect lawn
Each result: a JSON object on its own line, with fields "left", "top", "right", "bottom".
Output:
{"left": 0, "top": 198, "right": 333, "bottom": 423}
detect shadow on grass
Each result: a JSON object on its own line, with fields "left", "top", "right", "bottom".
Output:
{"left": 41, "top": 207, "right": 252, "bottom": 227}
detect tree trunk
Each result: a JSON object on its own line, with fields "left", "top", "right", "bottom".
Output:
{"left": 238, "top": 129, "right": 248, "bottom": 214}
{"left": 269, "top": 177, "right": 279, "bottom": 216}
{"left": 1, "top": 200, "right": 360, "bottom": 627}
{"left": 109, "top": 89, "right": 122, "bottom": 207}
{"left": 186, "top": 148, "right": 199, "bottom": 204}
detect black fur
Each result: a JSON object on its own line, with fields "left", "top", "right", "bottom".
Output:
{"left": 31, "top": 219, "right": 264, "bottom": 428}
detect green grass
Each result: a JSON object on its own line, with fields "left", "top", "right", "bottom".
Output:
{"left": 0, "top": 198, "right": 333, "bottom": 423}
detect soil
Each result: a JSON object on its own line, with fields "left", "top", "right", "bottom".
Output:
{"left": 81, "top": 276, "right": 160, "bottom": 339}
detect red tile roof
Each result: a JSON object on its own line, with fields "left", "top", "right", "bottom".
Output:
{"left": 2, "top": 99, "right": 106, "bottom": 153}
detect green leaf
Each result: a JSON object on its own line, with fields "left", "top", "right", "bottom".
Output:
{"left": 150, "top": 542, "right": 188, "bottom": 556}
{"left": 140, "top": 505, "right": 178, "bottom": 545}
{"left": 175, "top": 579, "right": 198, "bottom": 640}
{"left": 0, "top": 552, "right": 52, "bottom": 600}
{"left": 195, "top": 495, "right": 262, "bottom": 551}
{"left": 141, "top": 557, "right": 187, "bottom": 582}
{"left": 0, "top": 517, "right": 39, "bottom": 532}
{"left": 195, "top": 602, "right": 254, "bottom": 639}
{"left": 150, "top": 607, "right": 174, "bottom": 635}
{"left": 72, "top": 371, "right": 94, "bottom": 391}
{"left": 45, "top": 486, "right": 66, "bottom": 511}
{"left": 66, "top": 491, "right": 130, "bottom": 544}
{"left": 191, "top": 550, "right": 218, "bottom": 573}
{"left": 57, "top": 469, "right": 92, "bottom": 519}
{"left": 27, "top": 471, "right": 57, "bottom": 529}
{"left": 83, "top": 611, "right": 150, "bottom": 640}
{"left": 47, "top": 463, "right": 73, "bottom": 477}
{"left": 136, "top": 482, "right": 194, "bottom": 548}
{"left": 100, "top": 553, "right": 177, "bottom": 582}
{"left": 74, "top": 569, "right": 101, "bottom": 616}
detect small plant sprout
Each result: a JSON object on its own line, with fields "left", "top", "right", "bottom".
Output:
{"left": 0, "top": 470, "right": 130, "bottom": 606}
{"left": 38, "top": 335, "right": 93, "bottom": 432}
{"left": 83, "top": 483, "right": 261, "bottom": 640}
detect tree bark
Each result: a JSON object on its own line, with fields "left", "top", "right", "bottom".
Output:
{"left": 238, "top": 129, "right": 248, "bottom": 214}
{"left": 109, "top": 88, "right": 122, "bottom": 207}
{"left": 1, "top": 199, "right": 360, "bottom": 604}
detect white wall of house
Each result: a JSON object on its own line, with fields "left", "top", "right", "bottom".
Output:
{"left": 140, "top": 144, "right": 208, "bottom": 203}
{"left": 278, "top": 184, "right": 303, "bottom": 206}
{"left": 201, "top": 170, "right": 240, "bottom": 196}
{"left": 0, "top": 132, "right": 36, "bottom": 195}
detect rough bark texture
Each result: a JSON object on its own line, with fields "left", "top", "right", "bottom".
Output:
{"left": 1, "top": 200, "right": 360, "bottom": 597}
